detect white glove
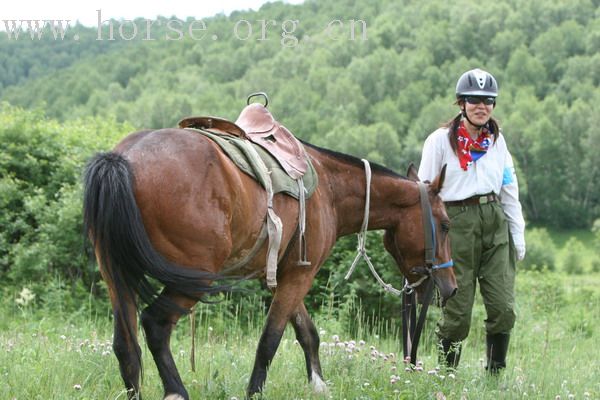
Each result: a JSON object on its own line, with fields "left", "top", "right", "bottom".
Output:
{"left": 514, "top": 244, "right": 526, "bottom": 261}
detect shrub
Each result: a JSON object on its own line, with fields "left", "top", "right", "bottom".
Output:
{"left": 0, "top": 103, "right": 131, "bottom": 311}
{"left": 517, "top": 270, "right": 565, "bottom": 314}
{"left": 593, "top": 219, "right": 600, "bottom": 239}
{"left": 519, "top": 227, "right": 557, "bottom": 271}
{"left": 591, "top": 259, "right": 600, "bottom": 273}
{"left": 560, "top": 237, "right": 587, "bottom": 275}
{"left": 307, "top": 231, "right": 406, "bottom": 329}
{"left": 592, "top": 221, "right": 600, "bottom": 272}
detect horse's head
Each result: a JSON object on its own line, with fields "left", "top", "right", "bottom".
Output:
{"left": 383, "top": 164, "right": 457, "bottom": 305}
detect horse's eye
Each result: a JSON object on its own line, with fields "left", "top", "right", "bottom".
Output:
{"left": 441, "top": 221, "right": 450, "bottom": 233}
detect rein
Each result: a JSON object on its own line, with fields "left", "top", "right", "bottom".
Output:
{"left": 402, "top": 182, "right": 452, "bottom": 365}
{"left": 344, "top": 160, "right": 453, "bottom": 365}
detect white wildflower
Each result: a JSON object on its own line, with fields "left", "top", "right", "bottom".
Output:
{"left": 15, "top": 287, "right": 36, "bottom": 306}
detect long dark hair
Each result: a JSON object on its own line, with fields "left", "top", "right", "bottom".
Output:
{"left": 444, "top": 112, "right": 500, "bottom": 155}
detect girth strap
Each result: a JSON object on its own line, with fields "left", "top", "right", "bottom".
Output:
{"left": 240, "top": 140, "right": 282, "bottom": 288}
{"left": 297, "top": 177, "right": 311, "bottom": 266}
{"left": 221, "top": 221, "right": 268, "bottom": 274}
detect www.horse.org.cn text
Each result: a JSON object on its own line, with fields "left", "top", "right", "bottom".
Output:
{"left": 2, "top": 10, "right": 368, "bottom": 48}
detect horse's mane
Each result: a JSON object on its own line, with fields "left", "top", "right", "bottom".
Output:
{"left": 300, "top": 140, "right": 408, "bottom": 180}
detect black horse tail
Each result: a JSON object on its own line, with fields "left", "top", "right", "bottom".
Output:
{"left": 83, "top": 152, "right": 227, "bottom": 315}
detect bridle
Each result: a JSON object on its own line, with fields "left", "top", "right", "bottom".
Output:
{"left": 416, "top": 181, "right": 454, "bottom": 274}
{"left": 344, "top": 160, "right": 453, "bottom": 365}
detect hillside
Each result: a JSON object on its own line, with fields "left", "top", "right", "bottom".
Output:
{"left": 1, "top": 0, "right": 599, "bottom": 227}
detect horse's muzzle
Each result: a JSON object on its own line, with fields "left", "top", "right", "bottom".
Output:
{"left": 432, "top": 272, "right": 458, "bottom": 306}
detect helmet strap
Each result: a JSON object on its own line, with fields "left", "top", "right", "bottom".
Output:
{"left": 461, "top": 107, "right": 486, "bottom": 130}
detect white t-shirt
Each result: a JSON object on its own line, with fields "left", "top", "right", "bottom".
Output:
{"left": 418, "top": 127, "right": 525, "bottom": 248}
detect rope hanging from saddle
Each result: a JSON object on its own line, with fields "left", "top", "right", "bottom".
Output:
{"left": 344, "top": 159, "right": 423, "bottom": 295}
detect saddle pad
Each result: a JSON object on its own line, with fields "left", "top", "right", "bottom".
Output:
{"left": 188, "top": 128, "right": 318, "bottom": 200}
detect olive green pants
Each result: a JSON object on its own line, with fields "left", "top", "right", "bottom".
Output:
{"left": 437, "top": 202, "right": 516, "bottom": 341}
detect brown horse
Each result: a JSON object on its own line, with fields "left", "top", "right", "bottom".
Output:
{"left": 83, "top": 128, "right": 457, "bottom": 400}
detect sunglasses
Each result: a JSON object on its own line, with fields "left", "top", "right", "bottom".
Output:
{"left": 464, "top": 96, "right": 496, "bottom": 105}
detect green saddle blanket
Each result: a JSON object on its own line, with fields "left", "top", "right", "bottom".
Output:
{"left": 188, "top": 128, "right": 318, "bottom": 200}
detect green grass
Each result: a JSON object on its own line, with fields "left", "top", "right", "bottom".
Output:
{"left": 1, "top": 270, "right": 599, "bottom": 400}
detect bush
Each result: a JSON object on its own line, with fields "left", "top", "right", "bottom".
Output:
{"left": 592, "top": 259, "right": 600, "bottom": 273}
{"left": 517, "top": 270, "right": 565, "bottom": 314}
{"left": 306, "top": 231, "right": 406, "bottom": 330}
{"left": 0, "top": 103, "right": 131, "bottom": 311}
{"left": 520, "top": 228, "right": 557, "bottom": 271}
{"left": 592, "top": 221, "right": 600, "bottom": 272}
{"left": 560, "top": 237, "right": 587, "bottom": 275}
{"left": 593, "top": 219, "right": 600, "bottom": 237}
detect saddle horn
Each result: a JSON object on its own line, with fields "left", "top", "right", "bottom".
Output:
{"left": 247, "top": 92, "right": 269, "bottom": 107}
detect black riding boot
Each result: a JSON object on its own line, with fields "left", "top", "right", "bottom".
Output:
{"left": 486, "top": 333, "right": 510, "bottom": 374}
{"left": 439, "top": 338, "right": 461, "bottom": 369}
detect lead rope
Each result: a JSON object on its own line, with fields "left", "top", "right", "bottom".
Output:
{"left": 344, "top": 159, "right": 405, "bottom": 297}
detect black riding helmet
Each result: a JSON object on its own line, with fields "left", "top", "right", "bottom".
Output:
{"left": 456, "top": 68, "right": 498, "bottom": 128}
{"left": 456, "top": 68, "right": 498, "bottom": 98}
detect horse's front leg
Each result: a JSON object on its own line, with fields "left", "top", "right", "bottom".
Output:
{"left": 247, "top": 276, "right": 314, "bottom": 398}
{"left": 141, "top": 289, "right": 197, "bottom": 400}
{"left": 290, "top": 302, "right": 327, "bottom": 393}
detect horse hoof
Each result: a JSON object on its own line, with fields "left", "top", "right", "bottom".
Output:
{"left": 164, "top": 394, "right": 185, "bottom": 400}
{"left": 310, "top": 372, "right": 328, "bottom": 394}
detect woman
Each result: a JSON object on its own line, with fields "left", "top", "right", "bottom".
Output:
{"left": 418, "top": 68, "right": 526, "bottom": 373}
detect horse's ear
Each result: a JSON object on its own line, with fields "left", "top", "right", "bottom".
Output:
{"left": 406, "top": 163, "right": 420, "bottom": 182}
{"left": 430, "top": 164, "right": 447, "bottom": 194}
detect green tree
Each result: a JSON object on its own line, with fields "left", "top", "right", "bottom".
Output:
{"left": 531, "top": 21, "right": 586, "bottom": 81}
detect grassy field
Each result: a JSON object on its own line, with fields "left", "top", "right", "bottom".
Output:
{"left": 1, "top": 269, "right": 599, "bottom": 400}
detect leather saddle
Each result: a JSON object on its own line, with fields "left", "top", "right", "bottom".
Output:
{"left": 178, "top": 94, "right": 308, "bottom": 180}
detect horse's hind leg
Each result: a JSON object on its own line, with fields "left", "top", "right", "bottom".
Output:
{"left": 290, "top": 303, "right": 327, "bottom": 393}
{"left": 111, "top": 294, "right": 142, "bottom": 399}
{"left": 140, "top": 289, "right": 197, "bottom": 400}
{"left": 100, "top": 263, "right": 143, "bottom": 400}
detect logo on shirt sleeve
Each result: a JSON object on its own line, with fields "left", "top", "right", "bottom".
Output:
{"left": 502, "top": 167, "right": 515, "bottom": 185}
